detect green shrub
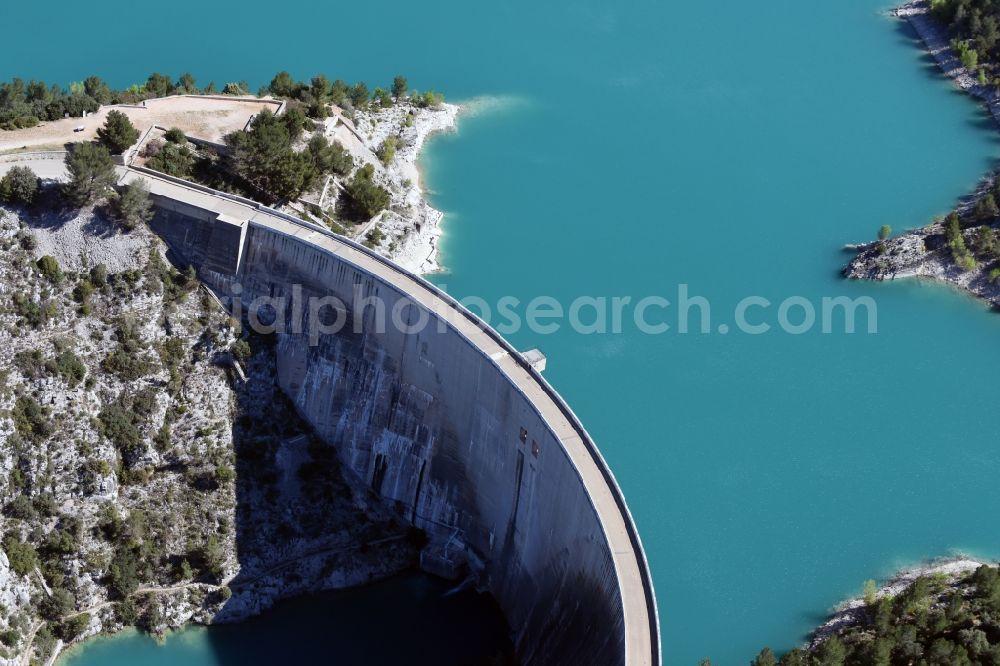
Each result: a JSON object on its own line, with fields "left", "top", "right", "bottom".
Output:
{"left": 392, "top": 75, "right": 408, "bottom": 99}
{"left": 12, "top": 395, "right": 52, "bottom": 441}
{"left": 413, "top": 90, "right": 445, "bottom": 108}
{"left": 12, "top": 293, "right": 55, "bottom": 328}
{"left": 163, "top": 127, "right": 187, "bottom": 144}
{"left": 215, "top": 465, "right": 235, "bottom": 485}
{"left": 58, "top": 613, "right": 90, "bottom": 641}
{"left": 39, "top": 587, "right": 75, "bottom": 620}
{"left": 5, "top": 495, "right": 36, "bottom": 521}
{"left": 91, "top": 264, "right": 108, "bottom": 287}
{"left": 32, "top": 493, "right": 57, "bottom": 517}
{"left": 73, "top": 278, "right": 95, "bottom": 303}
{"left": 114, "top": 180, "right": 155, "bottom": 231}
{"left": 147, "top": 142, "right": 194, "bottom": 177}
{"left": 97, "top": 110, "right": 140, "bottom": 154}
{"left": 0, "top": 166, "right": 40, "bottom": 205}
{"left": 222, "top": 81, "right": 249, "bottom": 96}
{"left": 377, "top": 136, "right": 398, "bottom": 166}
{"left": 230, "top": 339, "right": 251, "bottom": 360}
{"left": 975, "top": 193, "right": 999, "bottom": 221}
{"left": 36, "top": 255, "right": 62, "bottom": 283}
{"left": 46, "top": 350, "right": 87, "bottom": 387}
{"left": 945, "top": 211, "right": 977, "bottom": 270}
{"left": 109, "top": 546, "right": 140, "bottom": 598}
{"left": 341, "top": 164, "right": 389, "bottom": 221}
{"left": 64, "top": 142, "right": 115, "bottom": 206}
{"left": 306, "top": 135, "right": 352, "bottom": 176}
{"left": 115, "top": 598, "right": 137, "bottom": 624}
{"left": 224, "top": 110, "right": 316, "bottom": 201}
{"left": 365, "top": 224, "right": 385, "bottom": 248}
{"left": 373, "top": 87, "right": 392, "bottom": 108}
{"left": 2, "top": 535, "right": 38, "bottom": 576}
{"left": 102, "top": 349, "right": 153, "bottom": 380}
{"left": 97, "top": 402, "right": 143, "bottom": 458}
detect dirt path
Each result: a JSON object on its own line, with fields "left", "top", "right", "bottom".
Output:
{"left": 21, "top": 581, "right": 216, "bottom": 665}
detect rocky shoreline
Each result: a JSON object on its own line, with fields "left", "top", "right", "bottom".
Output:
{"left": 367, "top": 101, "right": 460, "bottom": 275}
{"left": 842, "top": 173, "right": 1000, "bottom": 305}
{"left": 302, "top": 100, "right": 460, "bottom": 275}
{"left": 809, "top": 555, "right": 992, "bottom": 646}
{"left": 843, "top": 1, "right": 1000, "bottom": 302}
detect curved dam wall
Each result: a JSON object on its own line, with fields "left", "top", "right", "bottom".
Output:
{"left": 133, "top": 168, "right": 659, "bottom": 666}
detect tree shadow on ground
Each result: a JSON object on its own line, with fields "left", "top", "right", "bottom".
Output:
{"left": 14, "top": 184, "right": 81, "bottom": 231}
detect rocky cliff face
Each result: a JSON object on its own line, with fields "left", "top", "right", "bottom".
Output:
{"left": 0, "top": 202, "right": 238, "bottom": 663}
{"left": 0, "top": 201, "right": 416, "bottom": 665}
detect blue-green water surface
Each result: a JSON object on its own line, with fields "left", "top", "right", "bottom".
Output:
{"left": 4, "top": 0, "right": 1000, "bottom": 663}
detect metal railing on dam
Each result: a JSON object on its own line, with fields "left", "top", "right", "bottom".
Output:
{"left": 122, "top": 166, "right": 661, "bottom": 666}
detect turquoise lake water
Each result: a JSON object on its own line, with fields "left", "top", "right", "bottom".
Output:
{"left": 6, "top": 0, "right": 1000, "bottom": 663}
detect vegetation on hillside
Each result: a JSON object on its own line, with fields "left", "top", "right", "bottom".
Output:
{"left": 932, "top": 0, "right": 1000, "bottom": 82}
{"left": 708, "top": 564, "right": 1000, "bottom": 666}
{"left": 264, "top": 70, "right": 441, "bottom": 119}
{"left": 114, "top": 181, "right": 155, "bottom": 231}
{"left": 0, "top": 69, "right": 440, "bottom": 130}
{"left": 340, "top": 164, "right": 391, "bottom": 221}
{"left": 0, "top": 207, "right": 239, "bottom": 661}
{"left": 223, "top": 110, "right": 320, "bottom": 202}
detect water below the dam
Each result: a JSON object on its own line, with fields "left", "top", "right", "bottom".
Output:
{"left": 6, "top": 0, "right": 1000, "bottom": 663}
{"left": 57, "top": 574, "right": 512, "bottom": 665}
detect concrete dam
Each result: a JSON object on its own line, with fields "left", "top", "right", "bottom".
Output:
{"left": 127, "top": 167, "right": 660, "bottom": 666}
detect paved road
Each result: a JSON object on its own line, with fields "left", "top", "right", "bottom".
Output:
{"left": 0, "top": 152, "right": 69, "bottom": 181}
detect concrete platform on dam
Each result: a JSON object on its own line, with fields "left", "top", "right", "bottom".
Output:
{"left": 122, "top": 167, "right": 660, "bottom": 666}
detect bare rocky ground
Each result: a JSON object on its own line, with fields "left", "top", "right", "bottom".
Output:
{"left": 0, "top": 194, "right": 416, "bottom": 665}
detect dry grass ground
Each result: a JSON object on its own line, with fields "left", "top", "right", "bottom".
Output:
{"left": 0, "top": 96, "right": 282, "bottom": 152}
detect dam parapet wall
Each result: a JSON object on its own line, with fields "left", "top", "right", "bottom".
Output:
{"left": 133, "top": 168, "right": 660, "bottom": 666}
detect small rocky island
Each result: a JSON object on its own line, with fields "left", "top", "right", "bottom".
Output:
{"left": 0, "top": 71, "right": 467, "bottom": 665}
{"left": 844, "top": 0, "right": 1000, "bottom": 305}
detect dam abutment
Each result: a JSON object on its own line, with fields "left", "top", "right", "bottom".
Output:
{"left": 133, "top": 168, "right": 660, "bottom": 666}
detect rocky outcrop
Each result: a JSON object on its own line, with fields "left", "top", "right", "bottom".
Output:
{"left": 842, "top": 174, "right": 1000, "bottom": 304}
{"left": 0, "top": 203, "right": 416, "bottom": 665}
{"left": 296, "top": 101, "right": 460, "bottom": 275}
{"left": 843, "top": 3, "right": 1000, "bottom": 303}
